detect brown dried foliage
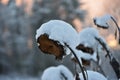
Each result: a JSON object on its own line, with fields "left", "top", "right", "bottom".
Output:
{"left": 76, "top": 44, "right": 94, "bottom": 55}
{"left": 37, "top": 34, "right": 65, "bottom": 60}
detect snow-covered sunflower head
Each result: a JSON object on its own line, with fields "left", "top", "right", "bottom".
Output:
{"left": 36, "top": 20, "right": 79, "bottom": 60}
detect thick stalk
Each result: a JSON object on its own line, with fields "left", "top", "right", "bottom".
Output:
{"left": 65, "top": 43, "right": 87, "bottom": 80}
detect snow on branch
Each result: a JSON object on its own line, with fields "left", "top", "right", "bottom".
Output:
{"left": 41, "top": 65, "right": 74, "bottom": 80}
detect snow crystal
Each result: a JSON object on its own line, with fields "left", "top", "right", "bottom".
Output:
{"left": 41, "top": 65, "right": 73, "bottom": 80}
{"left": 76, "top": 70, "right": 107, "bottom": 80}
{"left": 93, "top": 14, "right": 113, "bottom": 28}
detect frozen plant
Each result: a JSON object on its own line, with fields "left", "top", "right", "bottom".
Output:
{"left": 71, "top": 28, "right": 119, "bottom": 79}
{"left": 71, "top": 27, "right": 111, "bottom": 66}
{"left": 36, "top": 20, "right": 79, "bottom": 59}
{"left": 36, "top": 20, "right": 87, "bottom": 80}
{"left": 36, "top": 20, "right": 102, "bottom": 63}
{"left": 41, "top": 65, "right": 74, "bottom": 80}
{"left": 93, "top": 14, "right": 120, "bottom": 44}
{"left": 93, "top": 14, "right": 120, "bottom": 78}
{"left": 74, "top": 70, "right": 107, "bottom": 80}
{"left": 93, "top": 14, "right": 112, "bottom": 29}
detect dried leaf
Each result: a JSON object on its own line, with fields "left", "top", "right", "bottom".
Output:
{"left": 76, "top": 44, "right": 94, "bottom": 55}
{"left": 37, "top": 34, "right": 65, "bottom": 60}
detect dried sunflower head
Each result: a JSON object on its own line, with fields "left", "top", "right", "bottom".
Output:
{"left": 37, "top": 34, "right": 65, "bottom": 60}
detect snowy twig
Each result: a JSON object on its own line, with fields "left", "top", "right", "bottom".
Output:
{"left": 65, "top": 43, "right": 88, "bottom": 80}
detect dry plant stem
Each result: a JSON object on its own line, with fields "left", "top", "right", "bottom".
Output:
{"left": 95, "top": 37, "right": 111, "bottom": 60}
{"left": 110, "top": 16, "right": 120, "bottom": 44}
{"left": 95, "top": 37, "right": 120, "bottom": 79}
{"left": 92, "top": 60, "right": 106, "bottom": 76}
{"left": 65, "top": 43, "right": 87, "bottom": 80}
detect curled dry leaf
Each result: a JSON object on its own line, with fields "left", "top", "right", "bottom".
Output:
{"left": 37, "top": 34, "right": 65, "bottom": 60}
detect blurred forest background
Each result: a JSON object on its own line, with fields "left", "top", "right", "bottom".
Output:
{"left": 0, "top": 0, "right": 120, "bottom": 79}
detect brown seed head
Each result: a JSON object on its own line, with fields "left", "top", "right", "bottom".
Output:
{"left": 37, "top": 34, "right": 65, "bottom": 60}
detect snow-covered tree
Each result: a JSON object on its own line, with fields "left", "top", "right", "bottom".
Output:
{"left": 41, "top": 65, "right": 74, "bottom": 80}
{"left": 0, "top": 0, "right": 34, "bottom": 74}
